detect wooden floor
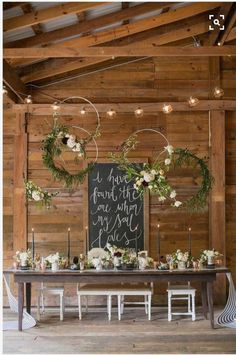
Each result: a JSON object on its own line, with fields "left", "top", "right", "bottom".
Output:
{"left": 3, "top": 307, "right": 236, "bottom": 354}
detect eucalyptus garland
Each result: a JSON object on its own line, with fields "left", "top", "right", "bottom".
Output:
{"left": 42, "top": 122, "right": 98, "bottom": 187}
{"left": 110, "top": 134, "right": 213, "bottom": 211}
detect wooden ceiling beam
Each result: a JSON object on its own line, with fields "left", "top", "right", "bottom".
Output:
{"left": 7, "top": 2, "right": 222, "bottom": 67}
{"left": 20, "top": 19, "right": 209, "bottom": 83}
{"left": 3, "top": 2, "right": 108, "bottom": 32}
{"left": 3, "top": 2, "right": 27, "bottom": 10}
{"left": 3, "top": 60, "right": 28, "bottom": 102}
{"left": 4, "top": 46, "right": 236, "bottom": 58}
{"left": 225, "top": 26, "right": 236, "bottom": 42}
{"left": 21, "top": 3, "right": 44, "bottom": 36}
{"left": 217, "top": 3, "right": 236, "bottom": 45}
{"left": 5, "top": 2, "right": 174, "bottom": 48}
{"left": 208, "top": 3, "right": 234, "bottom": 45}
{"left": 13, "top": 100, "right": 236, "bottom": 113}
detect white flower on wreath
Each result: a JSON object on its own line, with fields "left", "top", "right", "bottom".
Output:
{"left": 143, "top": 172, "right": 155, "bottom": 183}
{"left": 32, "top": 190, "right": 42, "bottom": 201}
{"left": 57, "top": 131, "right": 64, "bottom": 139}
{"left": 72, "top": 142, "right": 81, "bottom": 152}
{"left": 151, "top": 169, "right": 157, "bottom": 175}
{"left": 67, "top": 136, "right": 76, "bottom": 148}
{"left": 164, "top": 145, "right": 174, "bottom": 155}
{"left": 140, "top": 171, "right": 146, "bottom": 176}
{"left": 170, "top": 190, "right": 177, "bottom": 199}
{"left": 148, "top": 185, "right": 153, "bottom": 190}
{"left": 165, "top": 158, "right": 171, "bottom": 165}
{"left": 159, "top": 196, "right": 166, "bottom": 202}
{"left": 174, "top": 201, "right": 182, "bottom": 208}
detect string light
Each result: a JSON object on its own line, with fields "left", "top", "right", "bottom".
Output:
{"left": 134, "top": 107, "right": 144, "bottom": 118}
{"left": 24, "top": 95, "right": 32, "bottom": 104}
{"left": 213, "top": 87, "right": 224, "bottom": 98}
{"left": 188, "top": 96, "right": 199, "bottom": 107}
{"left": 217, "top": 42, "right": 221, "bottom": 46}
{"left": 106, "top": 108, "right": 116, "bottom": 119}
{"left": 80, "top": 107, "right": 86, "bottom": 115}
{"left": 51, "top": 101, "right": 60, "bottom": 111}
{"left": 2, "top": 85, "right": 8, "bottom": 95}
{"left": 162, "top": 103, "right": 173, "bottom": 114}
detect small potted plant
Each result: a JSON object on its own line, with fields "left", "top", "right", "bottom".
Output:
{"left": 172, "top": 249, "right": 190, "bottom": 270}
{"left": 14, "top": 249, "right": 32, "bottom": 270}
{"left": 199, "top": 249, "right": 222, "bottom": 269}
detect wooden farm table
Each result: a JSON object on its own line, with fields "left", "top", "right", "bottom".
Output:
{"left": 4, "top": 267, "right": 229, "bottom": 331}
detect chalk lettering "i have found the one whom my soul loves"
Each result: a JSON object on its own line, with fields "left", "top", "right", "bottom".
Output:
{"left": 89, "top": 165, "right": 144, "bottom": 249}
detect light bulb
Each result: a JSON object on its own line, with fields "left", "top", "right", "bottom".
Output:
{"left": 106, "top": 108, "right": 116, "bottom": 119}
{"left": 134, "top": 107, "right": 144, "bottom": 118}
{"left": 80, "top": 107, "right": 86, "bottom": 115}
{"left": 213, "top": 87, "right": 224, "bottom": 98}
{"left": 51, "top": 101, "right": 60, "bottom": 111}
{"left": 2, "top": 85, "right": 8, "bottom": 95}
{"left": 217, "top": 42, "right": 221, "bottom": 46}
{"left": 188, "top": 96, "right": 199, "bottom": 107}
{"left": 162, "top": 103, "right": 173, "bottom": 114}
{"left": 24, "top": 95, "right": 32, "bottom": 104}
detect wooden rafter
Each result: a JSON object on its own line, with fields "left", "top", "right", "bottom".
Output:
{"left": 3, "top": 2, "right": 27, "bottom": 10}
{"left": 21, "top": 3, "right": 44, "bottom": 36}
{"left": 7, "top": 2, "right": 222, "bottom": 67}
{"left": 208, "top": 3, "right": 234, "bottom": 45}
{"left": 4, "top": 46, "right": 236, "bottom": 58}
{"left": 226, "top": 26, "right": 236, "bottom": 42}
{"left": 3, "top": 2, "right": 108, "bottom": 32}
{"left": 20, "top": 19, "right": 210, "bottom": 83}
{"left": 217, "top": 3, "right": 236, "bottom": 45}
{"left": 5, "top": 3, "right": 174, "bottom": 48}
{"left": 3, "top": 60, "right": 28, "bottom": 99}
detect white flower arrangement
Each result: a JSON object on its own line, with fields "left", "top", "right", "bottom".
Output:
{"left": 60, "top": 133, "right": 85, "bottom": 158}
{"left": 45, "top": 252, "right": 60, "bottom": 264}
{"left": 87, "top": 248, "right": 109, "bottom": 261}
{"left": 172, "top": 249, "right": 190, "bottom": 264}
{"left": 199, "top": 249, "right": 222, "bottom": 262}
{"left": 25, "top": 180, "right": 58, "bottom": 208}
{"left": 14, "top": 249, "right": 32, "bottom": 267}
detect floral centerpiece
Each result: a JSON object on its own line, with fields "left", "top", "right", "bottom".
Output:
{"left": 25, "top": 180, "right": 58, "bottom": 208}
{"left": 45, "top": 252, "right": 67, "bottom": 271}
{"left": 172, "top": 249, "right": 190, "bottom": 269}
{"left": 14, "top": 249, "right": 32, "bottom": 269}
{"left": 199, "top": 249, "right": 222, "bottom": 268}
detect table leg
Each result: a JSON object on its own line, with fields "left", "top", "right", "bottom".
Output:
{"left": 18, "top": 282, "right": 24, "bottom": 331}
{"left": 201, "top": 281, "right": 208, "bottom": 319}
{"left": 26, "top": 283, "right": 31, "bottom": 314}
{"left": 207, "top": 282, "right": 215, "bottom": 329}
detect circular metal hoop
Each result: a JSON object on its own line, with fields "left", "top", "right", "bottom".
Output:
{"left": 60, "top": 96, "right": 100, "bottom": 136}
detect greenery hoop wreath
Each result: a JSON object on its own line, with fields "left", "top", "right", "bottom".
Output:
{"left": 42, "top": 96, "right": 100, "bottom": 188}
{"left": 110, "top": 129, "right": 213, "bottom": 211}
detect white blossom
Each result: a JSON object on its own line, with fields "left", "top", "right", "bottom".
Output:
{"left": 72, "top": 142, "right": 81, "bottom": 152}
{"left": 148, "top": 185, "right": 153, "bottom": 190}
{"left": 170, "top": 190, "right": 177, "bottom": 199}
{"left": 67, "top": 137, "right": 76, "bottom": 148}
{"left": 165, "top": 145, "right": 174, "bottom": 155}
{"left": 174, "top": 201, "right": 182, "bottom": 207}
{"left": 151, "top": 169, "right": 157, "bottom": 175}
{"left": 165, "top": 158, "right": 171, "bottom": 165}
{"left": 32, "top": 190, "right": 42, "bottom": 201}
{"left": 140, "top": 171, "right": 145, "bottom": 176}
{"left": 159, "top": 196, "right": 166, "bottom": 201}
{"left": 143, "top": 172, "right": 155, "bottom": 183}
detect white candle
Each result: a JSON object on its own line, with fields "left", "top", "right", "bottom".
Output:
{"left": 32, "top": 228, "right": 35, "bottom": 260}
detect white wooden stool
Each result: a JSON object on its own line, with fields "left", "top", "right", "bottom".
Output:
{"left": 117, "top": 284, "right": 152, "bottom": 321}
{"left": 167, "top": 282, "right": 196, "bottom": 321}
{"left": 37, "top": 283, "right": 65, "bottom": 321}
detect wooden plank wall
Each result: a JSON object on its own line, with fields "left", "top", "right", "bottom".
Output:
{"left": 3, "top": 56, "right": 236, "bottom": 306}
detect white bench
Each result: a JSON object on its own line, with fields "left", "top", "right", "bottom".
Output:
{"left": 37, "top": 283, "right": 65, "bottom": 321}
{"left": 77, "top": 283, "right": 152, "bottom": 321}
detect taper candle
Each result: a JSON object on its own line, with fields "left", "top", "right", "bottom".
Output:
{"left": 85, "top": 226, "right": 88, "bottom": 255}
{"left": 67, "top": 227, "right": 71, "bottom": 262}
{"left": 188, "top": 227, "right": 192, "bottom": 256}
{"left": 157, "top": 224, "right": 160, "bottom": 261}
{"left": 135, "top": 226, "right": 138, "bottom": 255}
{"left": 32, "top": 228, "right": 35, "bottom": 260}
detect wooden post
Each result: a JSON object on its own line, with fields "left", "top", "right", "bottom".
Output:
{"left": 209, "top": 110, "right": 226, "bottom": 304}
{"left": 13, "top": 109, "right": 28, "bottom": 252}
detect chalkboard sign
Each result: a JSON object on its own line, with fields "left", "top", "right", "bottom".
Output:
{"left": 88, "top": 162, "right": 148, "bottom": 250}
